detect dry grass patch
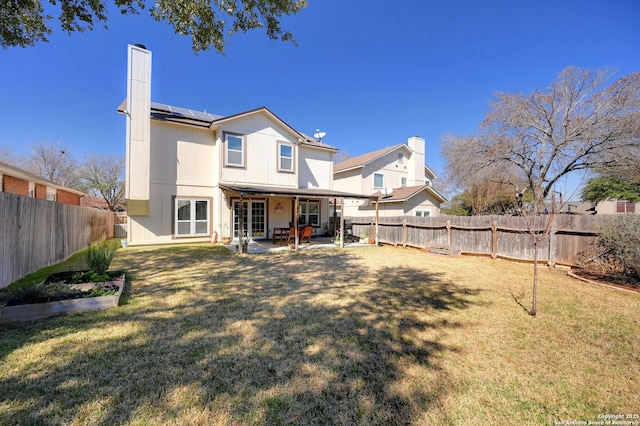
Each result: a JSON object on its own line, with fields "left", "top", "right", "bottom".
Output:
{"left": 1, "top": 244, "right": 638, "bottom": 425}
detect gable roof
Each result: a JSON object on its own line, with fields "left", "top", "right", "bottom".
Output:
{"left": 211, "top": 107, "right": 338, "bottom": 152}
{"left": 373, "top": 185, "right": 447, "bottom": 204}
{"left": 117, "top": 100, "right": 338, "bottom": 152}
{"left": 334, "top": 144, "right": 406, "bottom": 173}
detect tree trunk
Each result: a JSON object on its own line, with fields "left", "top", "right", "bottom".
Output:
{"left": 531, "top": 240, "right": 538, "bottom": 316}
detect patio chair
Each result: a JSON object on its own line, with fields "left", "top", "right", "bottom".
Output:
{"left": 300, "top": 226, "right": 313, "bottom": 244}
{"left": 286, "top": 226, "right": 296, "bottom": 245}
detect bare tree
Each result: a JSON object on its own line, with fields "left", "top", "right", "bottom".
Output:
{"left": 443, "top": 67, "right": 640, "bottom": 316}
{"left": 442, "top": 134, "right": 527, "bottom": 215}
{"left": 22, "top": 140, "right": 79, "bottom": 188}
{"left": 79, "top": 154, "right": 125, "bottom": 211}
{"left": 0, "top": 145, "right": 18, "bottom": 164}
{"left": 443, "top": 67, "right": 640, "bottom": 214}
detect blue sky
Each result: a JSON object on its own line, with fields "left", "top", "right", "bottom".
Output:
{"left": 1, "top": 0, "right": 639, "bottom": 195}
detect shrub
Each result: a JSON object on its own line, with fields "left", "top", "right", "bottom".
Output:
{"left": 596, "top": 215, "right": 640, "bottom": 281}
{"left": 0, "top": 282, "right": 83, "bottom": 306}
{"left": 87, "top": 243, "right": 115, "bottom": 275}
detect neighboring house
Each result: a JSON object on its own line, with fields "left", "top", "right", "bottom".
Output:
{"left": 0, "top": 161, "right": 84, "bottom": 206}
{"left": 333, "top": 136, "right": 447, "bottom": 218}
{"left": 120, "top": 44, "right": 371, "bottom": 246}
{"left": 593, "top": 199, "right": 638, "bottom": 214}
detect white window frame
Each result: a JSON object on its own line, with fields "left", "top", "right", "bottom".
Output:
{"left": 175, "top": 198, "right": 210, "bottom": 237}
{"left": 47, "top": 192, "right": 56, "bottom": 202}
{"left": 373, "top": 173, "right": 384, "bottom": 189}
{"left": 415, "top": 209, "right": 430, "bottom": 217}
{"left": 224, "top": 132, "right": 245, "bottom": 168}
{"left": 278, "top": 141, "right": 294, "bottom": 172}
{"left": 298, "top": 200, "right": 320, "bottom": 227}
{"left": 401, "top": 177, "right": 407, "bottom": 187}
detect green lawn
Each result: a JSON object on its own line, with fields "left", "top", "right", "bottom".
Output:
{"left": 1, "top": 244, "right": 638, "bottom": 425}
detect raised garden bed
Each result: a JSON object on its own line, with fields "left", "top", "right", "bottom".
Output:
{"left": 1, "top": 273, "right": 125, "bottom": 322}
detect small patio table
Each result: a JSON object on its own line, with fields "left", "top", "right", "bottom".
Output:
{"left": 272, "top": 227, "right": 290, "bottom": 245}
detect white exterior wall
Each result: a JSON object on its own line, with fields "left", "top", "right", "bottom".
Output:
{"left": 364, "top": 153, "right": 412, "bottom": 192}
{"left": 125, "top": 45, "right": 151, "bottom": 202}
{"left": 343, "top": 190, "right": 441, "bottom": 218}
{"left": 219, "top": 113, "right": 298, "bottom": 188}
{"left": 333, "top": 169, "right": 363, "bottom": 193}
{"left": 128, "top": 121, "right": 217, "bottom": 245}
{"left": 298, "top": 145, "right": 333, "bottom": 189}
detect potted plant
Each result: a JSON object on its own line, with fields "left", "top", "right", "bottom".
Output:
{"left": 360, "top": 228, "right": 370, "bottom": 244}
{"left": 322, "top": 222, "right": 330, "bottom": 237}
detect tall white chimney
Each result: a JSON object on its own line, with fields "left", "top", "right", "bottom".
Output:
{"left": 407, "top": 136, "right": 425, "bottom": 186}
{"left": 125, "top": 44, "right": 151, "bottom": 216}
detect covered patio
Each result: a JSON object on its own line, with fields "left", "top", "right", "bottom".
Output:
{"left": 218, "top": 184, "right": 378, "bottom": 253}
{"left": 220, "top": 234, "right": 377, "bottom": 254}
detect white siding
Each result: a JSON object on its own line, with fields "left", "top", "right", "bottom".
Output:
{"left": 125, "top": 45, "right": 152, "bottom": 201}
{"left": 128, "top": 121, "right": 217, "bottom": 245}
{"left": 333, "top": 169, "right": 364, "bottom": 193}
{"left": 299, "top": 146, "right": 333, "bottom": 189}
{"left": 219, "top": 113, "right": 298, "bottom": 188}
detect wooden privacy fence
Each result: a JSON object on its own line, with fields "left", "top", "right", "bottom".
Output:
{"left": 1, "top": 192, "right": 116, "bottom": 288}
{"left": 347, "top": 214, "right": 607, "bottom": 267}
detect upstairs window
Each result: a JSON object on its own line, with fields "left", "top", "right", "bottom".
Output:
{"left": 373, "top": 173, "right": 384, "bottom": 188}
{"left": 278, "top": 142, "right": 294, "bottom": 172}
{"left": 224, "top": 133, "right": 245, "bottom": 167}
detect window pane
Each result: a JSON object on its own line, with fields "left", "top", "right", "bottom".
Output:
{"left": 177, "top": 222, "right": 191, "bottom": 235}
{"left": 309, "top": 202, "right": 319, "bottom": 214}
{"left": 177, "top": 200, "right": 190, "bottom": 220}
{"left": 228, "top": 136, "right": 242, "bottom": 151}
{"left": 195, "top": 200, "right": 208, "bottom": 220}
{"left": 309, "top": 215, "right": 319, "bottom": 225}
{"left": 228, "top": 150, "right": 242, "bottom": 165}
{"left": 280, "top": 144, "right": 292, "bottom": 157}
{"left": 374, "top": 173, "right": 383, "bottom": 188}
{"left": 195, "top": 222, "right": 208, "bottom": 234}
{"left": 281, "top": 158, "right": 292, "bottom": 170}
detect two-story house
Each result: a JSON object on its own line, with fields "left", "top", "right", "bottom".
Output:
{"left": 333, "top": 136, "right": 446, "bottom": 218}
{"left": 121, "top": 44, "right": 370, "bottom": 248}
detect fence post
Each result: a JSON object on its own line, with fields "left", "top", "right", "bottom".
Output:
{"left": 446, "top": 220, "right": 451, "bottom": 246}
{"left": 548, "top": 216, "right": 557, "bottom": 267}
{"left": 492, "top": 221, "right": 498, "bottom": 259}
{"left": 403, "top": 219, "right": 407, "bottom": 247}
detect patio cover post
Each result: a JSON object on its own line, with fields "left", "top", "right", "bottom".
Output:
{"left": 294, "top": 195, "right": 299, "bottom": 249}
{"left": 339, "top": 199, "right": 345, "bottom": 248}
{"left": 238, "top": 193, "right": 244, "bottom": 254}
{"left": 333, "top": 198, "right": 337, "bottom": 236}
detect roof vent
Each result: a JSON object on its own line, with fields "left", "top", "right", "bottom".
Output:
{"left": 134, "top": 43, "right": 147, "bottom": 49}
